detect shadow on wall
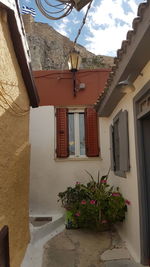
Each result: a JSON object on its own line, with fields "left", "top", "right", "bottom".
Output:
{"left": 0, "top": 18, "right": 31, "bottom": 267}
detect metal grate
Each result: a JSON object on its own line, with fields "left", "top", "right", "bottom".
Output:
{"left": 30, "top": 217, "right": 52, "bottom": 227}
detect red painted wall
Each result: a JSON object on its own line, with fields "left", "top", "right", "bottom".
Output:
{"left": 33, "top": 69, "right": 110, "bottom": 106}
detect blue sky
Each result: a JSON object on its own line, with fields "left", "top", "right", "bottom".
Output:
{"left": 19, "top": 0, "right": 145, "bottom": 56}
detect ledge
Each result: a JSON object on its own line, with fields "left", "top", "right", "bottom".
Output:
{"left": 54, "top": 156, "right": 102, "bottom": 162}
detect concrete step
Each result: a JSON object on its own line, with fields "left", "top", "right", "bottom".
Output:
{"left": 104, "top": 259, "right": 148, "bottom": 267}
{"left": 21, "top": 214, "right": 65, "bottom": 267}
{"left": 30, "top": 214, "right": 65, "bottom": 244}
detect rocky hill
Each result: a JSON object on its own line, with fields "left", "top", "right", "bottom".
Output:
{"left": 22, "top": 14, "right": 114, "bottom": 71}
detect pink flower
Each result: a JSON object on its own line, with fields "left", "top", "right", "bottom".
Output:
{"left": 81, "top": 200, "right": 86, "bottom": 205}
{"left": 75, "top": 212, "right": 80, "bottom": 217}
{"left": 101, "top": 220, "right": 108, "bottom": 224}
{"left": 125, "top": 199, "right": 131, "bottom": 205}
{"left": 76, "top": 181, "right": 80, "bottom": 185}
{"left": 90, "top": 200, "right": 96, "bottom": 205}
{"left": 101, "top": 180, "right": 107, "bottom": 184}
{"left": 112, "top": 192, "right": 120, "bottom": 197}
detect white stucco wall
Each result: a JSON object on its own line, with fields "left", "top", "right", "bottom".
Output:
{"left": 29, "top": 61, "right": 150, "bottom": 263}
{"left": 99, "top": 60, "right": 150, "bottom": 262}
{"left": 29, "top": 106, "right": 103, "bottom": 215}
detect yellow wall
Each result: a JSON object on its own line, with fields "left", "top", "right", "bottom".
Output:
{"left": 0, "top": 8, "right": 30, "bottom": 267}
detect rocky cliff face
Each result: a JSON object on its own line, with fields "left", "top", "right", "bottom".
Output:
{"left": 22, "top": 14, "right": 114, "bottom": 71}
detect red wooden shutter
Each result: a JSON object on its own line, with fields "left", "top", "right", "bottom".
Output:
{"left": 85, "top": 107, "right": 99, "bottom": 157}
{"left": 56, "top": 108, "right": 69, "bottom": 158}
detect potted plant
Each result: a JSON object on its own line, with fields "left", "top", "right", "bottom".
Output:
{"left": 58, "top": 171, "right": 130, "bottom": 230}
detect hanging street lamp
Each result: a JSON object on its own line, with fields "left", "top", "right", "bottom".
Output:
{"left": 68, "top": 49, "right": 81, "bottom": 96}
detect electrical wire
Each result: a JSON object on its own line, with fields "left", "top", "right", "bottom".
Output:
{"left": 0, "top": 81, "right": 29, "bottom": 116}
{"left": 35, "top": 0, "right": 74, "bottom": 20}
{"left": 34, "top": 69, "right": 106, "bottom": 79}
{"left": 35, "top": 0, "right": 93, "bottom": 23}
{"left": 36, "top": 0, "right": 94, "bottom": 72}
{"left": 73, "top": 0, "right": 93, "bottom": 45}
{"left": 1, "top": 84, "right": 29, "bottom": 113}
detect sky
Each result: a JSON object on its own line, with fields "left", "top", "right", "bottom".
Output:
{"left": 19, "top": 0, "right": 145, "bottom": 56}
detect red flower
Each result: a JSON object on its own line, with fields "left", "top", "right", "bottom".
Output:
{"left": 81, "top": 200, "right": 86, "bottom": 205}
{"left": 101, "top": 180, "right": 107, "bottom": 184}
{"left": 112, "top": 192, "right": 120, "bottom": 197}
{"left": 90, "top": 200, "right": 96, "bottom": 205}
{"left": 75, "top": 212, "right": 80, "bottom": 217}
{"left": 125, "top": 199, "right": 131, "bottom": 205}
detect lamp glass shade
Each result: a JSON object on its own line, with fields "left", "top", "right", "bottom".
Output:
{"left": 68, "top": 50, "right": 81, "bottom": 71}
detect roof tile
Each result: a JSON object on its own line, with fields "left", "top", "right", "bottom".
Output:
{"left": 95, "top": 0, "right": 148, "bottom": 110}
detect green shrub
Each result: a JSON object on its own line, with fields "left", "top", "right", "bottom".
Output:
{"left": 58, "top": 171, "right": 129, "bottom": 230}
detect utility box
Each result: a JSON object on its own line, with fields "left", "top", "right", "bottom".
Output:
{"left": 73, "top": 0, "right": 91, "bottom": 11}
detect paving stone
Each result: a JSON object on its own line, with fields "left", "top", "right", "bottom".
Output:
{"left": 101, "top": 248, "right": 130, "bottom": 261}
{"left": 42, "top": 247, "right": 76, "bottom": 267}
{"left": 111, "top": 229, "right": 125, "bottom": 249}
{"left": 42, "top": 229, "right": 146, "bottom": 267}
{"left": 42, "top": 229, "right": 111, "bottom": 267}
{"left": 104, "top": 259, "right": 144, "bottom": 267}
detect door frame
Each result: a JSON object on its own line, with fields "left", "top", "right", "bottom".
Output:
{"left": 134, "top": 81, "right": 150, "bottom": 265}
{"left": 0, "top": 226, "right": 10, "bottom": 267}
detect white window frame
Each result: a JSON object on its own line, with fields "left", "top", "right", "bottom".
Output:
{"left": 68, "top": 109, "right": 87, "bottom": 158}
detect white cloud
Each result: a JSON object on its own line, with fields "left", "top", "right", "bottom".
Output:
{"left": 73, "top": 18, "right": 80, "bottom": 24}
{"left": 85, "top": 0, "right": 141, "bottom": 56}
{"left": 55, "top": 17, "right": 70, "bottom": 37}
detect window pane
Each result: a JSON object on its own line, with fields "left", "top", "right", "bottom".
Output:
{"left": 79, "top": 113, "right": 85, "bottom": 155}
{"left": 68, "top": 113, "right": 75, "bottom": 155}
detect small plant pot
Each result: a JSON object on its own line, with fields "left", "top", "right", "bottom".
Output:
{"left": 65, "top": 211, "right": 112, "bottom": 231}
{"left": 65, "top": 210, "right": 79, "bottom": 229}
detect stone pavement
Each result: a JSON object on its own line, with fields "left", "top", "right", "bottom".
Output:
{"left": 42, "top": 229, "right": 145, "bottom": 267}
{"left": 104, "top": 260, "right": 142, "bottom": 267}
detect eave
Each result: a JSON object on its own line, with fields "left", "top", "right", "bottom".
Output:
{"left": 0, "top": 1, "right": 39, "bottom": 108}
{"left": 96, "top": 1, "right": 150, "bottom": 117}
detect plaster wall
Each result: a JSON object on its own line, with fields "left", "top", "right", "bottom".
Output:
{"left": 0, "top": 9, "right": 30, "bottom": 267}
{"left": 30, "top": 56, "right": 150, "bottom": 264}
{"left": 99, "top": 60, "right": 150, "bottom": 263}
{"left": 34, "top": 69, "right": 110, "bottom": 106}
{"left": 29, "top": 105, "right": 103, "bottom": 215}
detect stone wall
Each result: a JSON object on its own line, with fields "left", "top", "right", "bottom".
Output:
{"left": 22, "top": 14, "right": 114, "bottom": 71}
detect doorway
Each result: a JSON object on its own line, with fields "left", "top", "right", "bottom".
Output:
{"left": 0, "top": 226, "right": 10, "bottom": 267}
{"left": 141, "top": 114, "right": 150, "bottom": 263}
{"left": 134, "top": 84, "right": 150, "bottom": 265}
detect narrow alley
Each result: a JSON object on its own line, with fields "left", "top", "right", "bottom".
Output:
{"left": 1, "top": 0, "right": 150, "bottom": 266}
{"left": 42, "top": 229, "right": 143, "bottom": 267}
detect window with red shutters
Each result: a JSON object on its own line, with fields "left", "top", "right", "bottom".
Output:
{"left": 56, "top": 107, "right": 99, "bottom": 158}
{"left": 56, "top": 108, "right": 69, "bottom": 158}
{"left": 85, "top": 107, "right": 99, "bottom": 157}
